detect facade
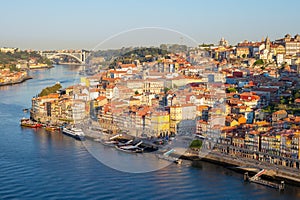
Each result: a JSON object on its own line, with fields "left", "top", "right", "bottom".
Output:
{"left": 143, "top": 79, "right": 164, "bottom": 94}
{"left": 170, "top": 104, "right": 196, "bottom": 134}
{"left": 150, "top": 111, "right": 170, "bottom": 137}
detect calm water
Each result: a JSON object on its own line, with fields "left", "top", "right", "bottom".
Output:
{"left": 0, "top": 65, "right": 300, "bottom": 200}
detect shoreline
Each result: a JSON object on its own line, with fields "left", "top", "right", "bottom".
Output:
{"left": 29, "top": 65, "right": 54, "bottom": 70}
{"left": 73, "top": 125, "right": 300, "bottom": 187}
{"left": 0, "top": 65, "right": 53, "bottom": 87}
{"left": 24, "top": 118, "right": 300, "bottom": 188}
{"left": 0, "top": 76, "right": 33, "bottom": 87}
{"left": 180, "top": 151, "right": 300, "bottom": 187}
{"left": 57, "top": 62, "right": 82, "bottom": 66}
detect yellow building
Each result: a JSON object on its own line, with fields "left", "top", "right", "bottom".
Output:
{"left": 170, "top": 105, "right": 183, "bottom": 134}
{"left": 80, "top": 77, "right": 90, "bottom": 87}
{"left": 129, "top": 97, "right": 141, "bottom": 107}
{"left": 230, "top": 119, "right": 239, "bottom": 127}
{"left": 254, "top": 121, "right": 270, "bottom": 132}
{"left": 274, "top": 45, "right": 285, "bottom": 55}
{"left": 151, "top": 111, "right": 170, "bottom": 137}
{"left": 94, "top": 96, "right": 108, "bottom": 108}
{"left": 292, "top": 131, "right": 300, "bottom": 159}
{"left": 236, "top": 47, "right": 250, "bottom": 58}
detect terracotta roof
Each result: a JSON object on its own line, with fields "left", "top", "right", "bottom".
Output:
{"left": 96, "top": 96, "right": 106, "bottom": 101}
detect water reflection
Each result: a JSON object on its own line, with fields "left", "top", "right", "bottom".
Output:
{"left": 0, "top": 65, "right": 300, "bottom": 199}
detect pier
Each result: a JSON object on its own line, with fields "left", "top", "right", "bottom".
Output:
{"left": 244, "top": 171, "right": 285, "bottom": 191}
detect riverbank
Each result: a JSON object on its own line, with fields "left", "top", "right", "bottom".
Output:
{"left": 75, "top": 120, "right": 300, "bottom": 187}
{"left": 181, "top": 150, "right": 300, "bottom": 187}
{"left": 29, "top": 64, "right": 54, "bottom": 69}
{"left": 0, "top": 76, "right": 32, "bottom": 86}
{"left": 57, "top": 62, "right": 82, "bottom": 66}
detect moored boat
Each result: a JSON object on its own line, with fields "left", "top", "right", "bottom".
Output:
{"left": 20, "top": 118, "right": 43, "bottom": 128}
{"left": 115, "top": 145, "right": 144, "bottom": 153}
{"left": 45, "top": 126, "right": 61, "bottom": 132}
{"left": 97, "top": 139, "right": 118, "bottom": 147}
{"left": 62, "top": 127, "right": 85, "bottom": 140}
{"left": 115, "top": 141, "right": 144, "bottom": 153}
{"left": 22, "top": 108, "right": 29, "bottom": 113}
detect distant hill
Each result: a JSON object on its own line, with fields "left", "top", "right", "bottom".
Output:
{"left": 108, "top": 47, "right": 169, "bottom": 68}
{"left": 0, "top": 51, "right": 51, "bottom": 66}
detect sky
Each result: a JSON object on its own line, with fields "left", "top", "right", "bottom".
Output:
{"left": 1, "top": 0, "right": 300, "bottom": 50}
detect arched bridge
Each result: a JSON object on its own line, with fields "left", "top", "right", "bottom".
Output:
{"left": 40, "top": 50, "right": 90, "bottom": 63}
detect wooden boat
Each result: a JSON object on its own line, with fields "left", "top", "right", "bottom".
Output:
{"left": 20, "top": 118, "right": 43, "bottom": 128}
{"left": 45, "top": 126, "right": 60, "bottom": 132}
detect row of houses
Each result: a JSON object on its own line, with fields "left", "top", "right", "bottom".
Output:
{"left": 209, "top": 34, "right": 300, "bottom": 67}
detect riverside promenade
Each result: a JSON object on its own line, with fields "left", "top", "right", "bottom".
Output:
{"left": 182, "top": 150, "right": 300, "bottom": 186}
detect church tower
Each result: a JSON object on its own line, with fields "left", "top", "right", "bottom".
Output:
{"left": 265, "top": 36, "right": 271, "bottom": 50}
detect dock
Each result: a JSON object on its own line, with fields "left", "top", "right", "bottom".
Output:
{"left": 244, "top": 170, "right": 285, "bottom": 191}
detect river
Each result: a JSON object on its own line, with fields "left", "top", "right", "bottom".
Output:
{"left": 0, "top": 65, "right": 299, "bottom": 199}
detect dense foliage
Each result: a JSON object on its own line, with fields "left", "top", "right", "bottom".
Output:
{"left": 109, "top": 47, "right": 169, "bottom": 68}
{"left": 38, "top": 83, "right": 62, "bottom": 97}
{"left": 190, "top": 139, "right": 202, "bottom": 149}
{"left": 253, "top": 59, "right": 264, "bottom": 66}
{"left": 0, "top": 51, "right": 51, "bottom": 65}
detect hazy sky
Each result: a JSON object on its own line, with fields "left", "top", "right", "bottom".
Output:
{"left": 1, "top": 0, "right": 299, "bottom": 50}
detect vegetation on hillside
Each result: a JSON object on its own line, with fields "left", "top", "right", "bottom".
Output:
{"left": 199, "top": 43, "right": 214, "bottom": 47}
{"left": 38, "top": 83, "right": 62, "bottom": 97}
{"left": 160, "top": 44, "right": 188, "bottom": 53}
{"left": 0, "top": 51, "right": 51, "bottom": 66}
{"left": 262, "top": 89, "right": 300, "bottom": 115}
{"left": 109, "top": 47, "right": 169, "bottom": 68}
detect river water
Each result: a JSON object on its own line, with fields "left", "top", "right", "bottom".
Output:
{"left": 0, "top": 65, "right": 299, "bottom": 199}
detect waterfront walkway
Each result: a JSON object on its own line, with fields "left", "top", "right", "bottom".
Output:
{"left": 187, "top": 150, "right": 300, "bottom": 185}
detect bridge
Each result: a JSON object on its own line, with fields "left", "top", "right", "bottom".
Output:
{"left": 40, "top": 50, "right": 90, "bottom": 64}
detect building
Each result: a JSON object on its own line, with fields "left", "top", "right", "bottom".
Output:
{"left": 275, "top": 34, "right": 300, "bottom": 56}
{"left": 170, "top": 104, "right": 196, "bottom": 134}
{"left": 143, "top": 79, "right": 164, "bottom": 94}
{"left": 150, "top": 111, "right": 170, "bottom": 137}
{"left": 0, "top": 47, "right": 19, "bottom": 53}
{"left": 236, "top": 47, "right": 250, "bottom": 58}
{"left": 272, "top": 110, "right": 288, "bottom": 122}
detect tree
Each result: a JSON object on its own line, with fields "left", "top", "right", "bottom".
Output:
{"left": 135, "top": 91, "right": 139, "bottom": 95}
{"left": 39, "top": 83, "right": 62, "bottom": 97}
{"left": 280, "top": 97, "right": 286, "bottom": 104}
{"left": 190, "top": 140, "right": 202, "bottom": 149}
{"left": 226, "top": 87, "right": 237, "bottom": 93}
{"left": 253, "top": 59, "right": 264, "bottom": 66}
{"left": 164, "top": 87, "right": 170, "bottom": 94}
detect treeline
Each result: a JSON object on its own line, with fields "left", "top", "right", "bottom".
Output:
{"left": 38, "top": 83, "right": 62, "bottom": 97}
{"left": 0, "top": 51, "right": 51, "bottom": 65}
{"left": 160, "top": 44, "right": 188, "bottom": 53}
{"left": 109, "top": 47, "right": 169, "bottom": 68}
{"left": 91, "top": 47, "right": 136, "bottom": 61}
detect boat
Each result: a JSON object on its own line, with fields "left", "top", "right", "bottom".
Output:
{"left": 62, "top": 127, "right": 85, "bottom": 140}
{"left": 117, "top": 139, "right": 133, "bottom": 146}
{"left": 45, "top": 126, "right": 61, "bottom": 132}
{"left": 156, "top": 149, "right": 181, "bottom": 164}
{"left": 20, "top": 118, "right": 43, "bottom": 128}
{"left": 115, "top": 145, "right": 144, "bottom": 153}
{"left": 115, "top": 141, "right": 144, "bottom": 153}
{"left": 95, "top": 138, "right": 118, "bottom": 147}
{"left": 23, "top": 108, "right": 29, "bottom": 113}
